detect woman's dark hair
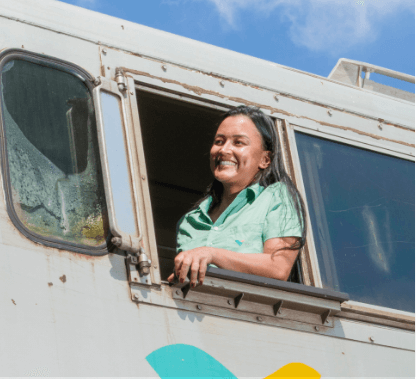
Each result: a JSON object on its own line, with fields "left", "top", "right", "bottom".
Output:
{"left": 196, "top": 105, "right": 307, "bottom": 252}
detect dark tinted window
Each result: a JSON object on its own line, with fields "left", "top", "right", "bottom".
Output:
{"left": 296, "top": 132, "right": 414, "bottom": 312}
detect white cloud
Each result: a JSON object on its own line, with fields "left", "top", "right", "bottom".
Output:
{"left": 202, "top": 0, "right": 415, "bottom": 54}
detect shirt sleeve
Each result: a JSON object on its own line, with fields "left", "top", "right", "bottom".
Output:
{"left": 262, "top": 183, "right": 303, "bottom": 242}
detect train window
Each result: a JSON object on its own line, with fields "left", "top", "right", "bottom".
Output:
{"left": 296, "top": 132, "right": 415, "bottom": 312}
{"left": 0, "top": 58, "right": 108, "bottom": 251}
{"left": 136, "top": 89, "right": 304, "bottom": 284}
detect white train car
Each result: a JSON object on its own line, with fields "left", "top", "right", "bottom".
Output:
{"left": 0, "top": 1, "right": 414, "bottom": 377}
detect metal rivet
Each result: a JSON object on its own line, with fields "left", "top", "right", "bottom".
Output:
{"left": 196, "top": 305, "right": 202, "bottom": 310}
{"left": 141, "top": 176, "right": 145, "bottom": 180}
{"left": 227, "top": 300, "right": 232, "bottom": 305}
{"left": 102, "top": 49, "right": 107, "bottom": 55}
{"left": 277, "top": 310, "right": 281, "bottom": 314}
{"left": 130, "top": 91, "right": 134, "bottom": 95}
{"left": 256, "top": 316, "right": 263, "bottom": 322}
{"left": 121, "top": 25, "right": 124, "bottom": 30}
{"left": 315, "top": 326, "right": 320, "bottom": 331}
{"left": 162, "top": 65, "right": 167, "bottom": 71}
{"left": 326, "top": 319, "right": 330, "bottom": 324}
{"left": 134, "top": 294, "right": 139, "bottom": 300}
{"left": 153, "top": 265, "right": 157, "bottom": 269}
{"left": 21, "top": 45, "right": 24, "bottom": 48}
{"left": 378, "top": 123, "right": 383, "bottom": 130}
{"left": 219, "top": 80, "right": 225, "bottom": 87}
{"left": 369, "top": 336, "right": 374, "bottom": 342}
{"left": 327, "top": 110, "right": 333, "bottom": 116}
{"left": 274, "top": 95, "right": 279, "bottom": 102}
{"left": 107, "top": 66, "right": 110, "bottom": 70}
{"left": 145, "top": 279, "right": 148, "bottom": 283}
{"left": 134, "top": 277, "right": 138, "bottom": 281}
{"left": 175, "top": 290, "right": 181, "bottom": 295}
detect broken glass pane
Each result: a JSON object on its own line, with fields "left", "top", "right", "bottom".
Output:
{"left": 296, "top": 132, "right": 415, "bottom": 312}
{"left": 0, "top": 59, "right": 108, "bottom": 247}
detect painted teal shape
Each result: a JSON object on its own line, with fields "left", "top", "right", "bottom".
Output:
{"left": 146, "top": 344, "right": 237, "bottom": 379}
{"left": 235, "top": 240, "right": 243, "bottom": 246}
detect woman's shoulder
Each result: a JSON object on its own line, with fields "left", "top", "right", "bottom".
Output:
{"left": 263, "top": 181, "right": 289, "bottom": 196}
{"left": 261, "top": 181, "right": 293, "bottom": 209}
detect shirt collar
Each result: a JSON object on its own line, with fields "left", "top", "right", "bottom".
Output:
{"left": 195, "top": 182, "right": 264, "bottom": 222}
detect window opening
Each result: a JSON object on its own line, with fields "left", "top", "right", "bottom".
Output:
{"left": 296, "top": 132, "right": 415, "bottom": 312}
{"left": 0, "top": 58, "right": 108, "bottom": 250}
{"left": 136, "top": 89, "right": 303, "bottom": 283}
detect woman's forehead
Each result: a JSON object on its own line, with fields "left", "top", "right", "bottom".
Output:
{"left": 216, "top": 115, "right": 261, "bottom": 138}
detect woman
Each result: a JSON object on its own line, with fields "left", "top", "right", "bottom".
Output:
{"left": 168, "top": 106, "right": 306, "bottom": 288}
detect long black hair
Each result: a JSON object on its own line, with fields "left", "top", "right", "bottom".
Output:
{"left": 196, "top": 105, "right": 307, "bottom": 251}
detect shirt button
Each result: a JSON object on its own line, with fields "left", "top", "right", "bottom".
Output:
{"left": 213, "top": 226, "right": 219, "bottom": 231}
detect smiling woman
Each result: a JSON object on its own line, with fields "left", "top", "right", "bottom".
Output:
{"left": 168, "top": 106, "right": 307, "bottom": 287}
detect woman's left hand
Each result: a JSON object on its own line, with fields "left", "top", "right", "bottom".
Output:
{"left": 167, "top": 247, "right": 215, "bottom": 287}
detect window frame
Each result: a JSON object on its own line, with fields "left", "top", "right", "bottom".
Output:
{"left": 126, "top": 79, "right": 354, "bottom": 330}
{"left": 0, "top": 49, "right": 109, "bottom": 255}
{"left": 285, "top": 120, "right": 415, "bottom": 321}
{"left": 122, "top": 62, "right": 414, "bottom": 329}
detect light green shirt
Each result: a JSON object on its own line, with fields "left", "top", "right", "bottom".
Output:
{"left": 176, "top": 182, "right": 302, "bottom": 255}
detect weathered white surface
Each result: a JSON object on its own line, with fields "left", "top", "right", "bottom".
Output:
{"left": 0, "top": 208, "right": 414, "bottom": 376}
{"left": 0, "top": 0, "right": 414, "bottom": 129}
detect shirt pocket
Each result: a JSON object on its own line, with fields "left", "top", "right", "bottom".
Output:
{"left": 230, "top": 223, "right": 264, "bottom": 254}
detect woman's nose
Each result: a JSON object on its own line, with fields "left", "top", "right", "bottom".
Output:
{"left": 219, "top": 140, "right": 232, "bottom": 153}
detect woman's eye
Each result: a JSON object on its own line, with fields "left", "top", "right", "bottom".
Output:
{"left": 214, "top": 139, "right": 223, "bottom": 145}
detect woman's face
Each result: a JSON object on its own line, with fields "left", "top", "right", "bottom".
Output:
{"left": 210, "top": 115, "right": 271, "bottom": 192}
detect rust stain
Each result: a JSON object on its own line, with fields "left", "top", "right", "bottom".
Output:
{"left": 59, "top": 275, "right": 67, "bottom": 283}
{"left": 125, "top": 68, "right": 414, "bottom": 148}
{"left": 312, "top": 119, "right": 415, "bottom": 147}
{"left": 11, "top": 299, "right": 16, "bottom": 305}
{"left": 48, "top": 282, "right": 53, "bottom": 287}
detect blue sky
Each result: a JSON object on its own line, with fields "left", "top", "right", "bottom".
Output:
{"left": 58, "top": 0, "right": 414, "bottom": 92}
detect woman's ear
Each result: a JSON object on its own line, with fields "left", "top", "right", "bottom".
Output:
{"left": 259, "top": 151, "right": 271, "bottom": 169}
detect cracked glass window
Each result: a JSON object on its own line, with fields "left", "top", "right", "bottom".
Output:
{"left": 0, "top": 59, "right": 108, "bottom": 247}
{"left": 296, "top": 132, "right": 414, "bottom": 312}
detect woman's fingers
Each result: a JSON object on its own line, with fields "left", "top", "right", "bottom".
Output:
{"left": 174, "top": 254, "right": 184, "bottom": 278}
{"left": 190, "top": 259, "right": 200, "bottom": 288}
{"left": 167, "top": 273, "right": 175, "bottom": 282}
{"left": 198, "top": 258, "right": 208, "bottom": 285}
{"left": 178, "top": 256, "right": 192, "bottom": 283}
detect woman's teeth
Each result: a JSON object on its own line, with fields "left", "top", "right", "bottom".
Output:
{"left": 219, "top": 161, "right": 237, "bottom": 166}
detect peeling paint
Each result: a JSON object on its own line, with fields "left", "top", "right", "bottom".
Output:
{"left": 124, "top": 68, "right": 414, "bottom": 148}
{"left": 11, "top": 299, "right": 16, "bottom": 305}
{"left": 59, "top": 275, "right": 67, "bottom": 283}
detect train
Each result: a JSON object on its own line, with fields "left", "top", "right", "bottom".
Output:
{"left": 0, "top": 0, "right": 414, "bottom": 377}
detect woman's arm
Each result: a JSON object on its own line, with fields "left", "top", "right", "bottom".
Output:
{"left": 167, "top": 237, "right": 299, "bottom": 287}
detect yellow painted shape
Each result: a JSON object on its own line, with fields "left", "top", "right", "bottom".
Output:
{"left": 264, "top": 362, "right": 321, "bottom": 378}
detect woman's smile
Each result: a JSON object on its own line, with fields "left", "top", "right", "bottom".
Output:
{"left": 210, "top": 115, "right": 270, "bottom": 194}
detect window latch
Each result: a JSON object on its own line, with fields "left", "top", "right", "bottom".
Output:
{"left": 126, "top": 250, "right": 152, "bottom": 286}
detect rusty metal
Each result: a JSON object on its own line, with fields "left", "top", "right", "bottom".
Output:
{"left": 123, "top": 68, "right": 413, "bottom": 147}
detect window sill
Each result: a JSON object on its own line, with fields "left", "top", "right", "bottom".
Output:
{"left": 337, "top": 300, "right": 415, "bottom": 331}
{"left": 130, "top": 267, "right": 349, "bottom": 333}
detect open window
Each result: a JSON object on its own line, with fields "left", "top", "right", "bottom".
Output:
{"left": 136, "top": 88, "right": 304, "bottom": 283}
{"left": 132, "top": 85, "right": 349, "bottom": 330}
{"left": 0, "top": 50, "right": 109, "bottom": 254}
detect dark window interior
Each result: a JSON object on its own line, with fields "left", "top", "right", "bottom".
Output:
{"left": 136, "top": 89, "right": 302, "bottom": 283}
